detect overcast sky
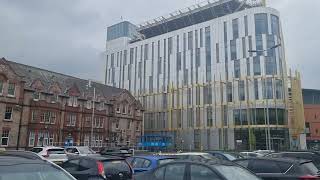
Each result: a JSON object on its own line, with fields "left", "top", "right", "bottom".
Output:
{"left": 0, "top": 0, "right": 319, "bottom": 88}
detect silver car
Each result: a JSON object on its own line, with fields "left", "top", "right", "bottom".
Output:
{"left": 30, "top": 146, "right": 68, "bottom": 165}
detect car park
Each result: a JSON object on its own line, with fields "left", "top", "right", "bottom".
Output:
{"left": 30, "top": 146, "right": 68, "bottom": 164}
{"left": 0, "top": 150, "right": 76, "bottom": 180}
{"left": 234, "top": 157, "right": 320, "bottom": 180}
{"left": 65, "top": 146, "right": 97, "bottom": 157}
{"left": 207, "top": 151, "right": 244, "bottom": 161}
{"left": 61, "top": 155, "right": 133, "bottom": 180}
{"left": 126, "top": 155, "right": 176, "bottom": 173}
{"left": 265, "top": 151, "right": 320, "bottom": 169}
{"left": 134, "top": 159, "right": 262, "bottom": 180}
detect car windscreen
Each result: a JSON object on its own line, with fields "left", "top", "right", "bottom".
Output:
{"left": 201, "top": 153, "right": 217, "bottom": 160}
{"left": 299, "top": 162, "right": 319, "bottom": 175}
{"left": 31, "top": 148, "right": 43, "bottom": 153}
{"left": 103, "top": 160, "right": 131, "bottom": 176}
{"left": 0, "top": 162, "right": 74, "bottom": 180}
{"left": 77, "top": 147, "right": 95, "bottom": 154}
{"left": 158, "top": 158, "right": 175, "bottom": 165}
{"left": 215, "top": 165, "right": 261, "bottom": 180}
{"left": 223, "top": 153, "right": 237, "bottom": 160}
{"left": 47, "top": 149, "right": 65, "bottom": 154}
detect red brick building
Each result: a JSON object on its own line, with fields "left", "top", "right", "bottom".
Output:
{"left": 303, "top": 89, "right": 320, "bottom": 150}
{"left": 0, "top": 58, "right": 143, "bottom": 150}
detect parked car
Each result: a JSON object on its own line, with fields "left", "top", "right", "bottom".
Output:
{"left": 126, "top": 155, "right": 176, "bottom": 173}
{"left": 169, "top": 152, "right": 219, "bottom": 161}
{"left": 207, "top": 151, "right": 244, "bottom": 161}
{"left": 0, "top": 150, "right": 76, "bottom": 180}
{"left": 61, "top": 155, "right": 133, "bottom": 180}
{"left": 30, "top": 146, "right": 68, "bottom": 164}
{"left": 253, "top": 150, "right": 275, "bottom": 156}
{"left": 240, "top": 151, "right": 263, "bottom": 158}
{"left": 134, "top": 159, "right": 261, "bottom": 180}
{"left": 265, "top": 151, "right": 320, "bottom": 169}
{"left": 100, "top": 148, "right": 132, "bottom": 158}
{"left": 65, "top": 146, "right": 96, "bottom": 157}
{"left": 234, "top": 157, "right": 320, "bottom": 180}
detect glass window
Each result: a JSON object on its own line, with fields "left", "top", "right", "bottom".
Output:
{"left": 215, "top": 165, "right": 260, "bottom": 180}
{"left": 8, "top": 83, "right": 15, "bottom": 96}
{"left": 246, "top": 58, "right": 250, "bottom": 76}
{"left": 207, "top": 107, "right": 213, "bottom": 127}
{"left": 168, "top": 37, "right": 173, "bottom": 54}
{"left": 224, "top": 22, "right": 228, "bottom": 62}
{"left": 234, "top": 60, "right": 240, "bottom": 78}
{"left": 0, "top": 162, "right": 76, "bottom": 180}
{"left": 255, "top": 13, "right": 268, "bottom": 35}
{"left": 190, "top": 164, "right": 220, "bottom": 180}
{"left": 164, "top": 164, "right": 186, "bottom": 180}
{"left": 244, "top": 15, "right": 248, "bottom": 36}
{"left": 253, "top": 56, "right": 261, "bottom": 75}
{"left": 262, "top": 78, "right": 273, "bottom": 99}
{"left": 254, "top": 79, "right": 259, "bottom": 100}
{"left": 239, "top": 80, "right": 245, "bottom": 101}
{"left": 271, "top": 15, "right": 280, "bottom": 36}
{"left": 248, "top": 36, "right": 253, "bottom": 56}
{"left": 267, "top": 35, "right": 276, "bottom": 57}
{"left": 144, "top": 44, "right": 149, "bottom": 60}
{"left": 216, "top": 43, "right": 219, "bottom": 63}
{"left": 250, "top": 160, "right": 281, "bottom": 173}
{"left": 28, "top": 131, "right": 35, "bottom": 147}
{"left": 154, "top": 166, "right": 165, "bottom": 180}
{"left": 196, "top": 48, "right": 200, "bottom": 68}
{"left": 265, "top": 56, "right": 277, "bottom": 75}
{"left": 242, "top": 37, "right": 246, "bottom": 58}
{"left": 227, "top": 82, "right": 233, "bottom": 102}
{"left": 1, "top": 130, "right": 9, "bottom": 146}
{"left": 205, "top": 26, "right": 212, "bottom": 82}
{"left": 276, "top": 79, "right": 283, "bottom": 99}
{"left": 256, "top": 35, "right": 264, "bottom": 56}
{"left": 234, "top": 109, "right": 240, "bottom": 125}
{"left": 230, "top": 40, "right": 237, "bottom": 61}
{"left": 232, "top": 18, "right": 239, "bottom": 39}
{"left": 4, "top": 107, "right": 12, "bottom": 120}
{"left": 132, "top": 158, "right": 146, "bottom": 168}
{"left": 0, "top": 80, "right": 3, "bottom": 94}
{"left": 200, "top": 28, "right": 203, "bottom": 47}
{"left": 188, "top": 31, "right": 193, "bottom": 50}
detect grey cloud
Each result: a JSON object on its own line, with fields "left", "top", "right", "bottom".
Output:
{"left": 0, "top": 0, "right": 320, "bottom": 88}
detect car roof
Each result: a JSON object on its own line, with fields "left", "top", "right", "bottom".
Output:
{"left": 69, "top": 155, "right": 125, "bottom": 161}
{"left": 33, "top": 146, "right": 64, "bottom": 149}
{"left": 0, "top": 151, "right": 49, "bottom": 166}
{"left": 176, "top": 152, "right": 210, "bottom": 155}
{"left": 233, "top": 157, "right": 312, "bottom": 164}
{"left": 162, "top": 158, "right": 235, "bottom": 167}
{"left": 132, "top": 155, "right": 175, "bottom": 160}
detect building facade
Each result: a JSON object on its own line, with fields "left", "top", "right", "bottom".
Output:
{"left": 0, "top": 58, "right": 143, "bottom": 150}
{"left": 303, "top": 89, "right": 320, "bottom": 150}
{"left": 105, "top": 0, "right": 290, "bottom": 150}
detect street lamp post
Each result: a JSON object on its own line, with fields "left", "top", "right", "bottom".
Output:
{"left": 248, "top": 43, "right": 281, "bottom": 150}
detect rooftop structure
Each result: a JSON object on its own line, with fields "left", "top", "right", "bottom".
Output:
{"left": 136, "top": 0, "right": 264, "bottom": 40}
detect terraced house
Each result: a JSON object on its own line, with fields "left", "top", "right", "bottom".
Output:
{"left": 0, "top": 57, "right": 143, "bottom": 150}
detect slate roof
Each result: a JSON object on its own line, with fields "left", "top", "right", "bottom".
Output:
{"left": 3, "top": 58, "right": 126, "bottom": 101}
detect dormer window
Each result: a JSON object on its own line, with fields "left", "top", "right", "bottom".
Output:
{"left": 0, "top": 80, "right": 3, "bottom": 95}
{"left": 33, "top": 92, "right": 40, "bottom": 101}
{"left": 51, "top": 94, "right": 59, "bottom": 103}
{"left": 68, "top": 97, "right": 78, "bottom": 107}
{"left": 116, "top": 106, "right": 120, "bottom": 113}
{"left": 86, "top": 101, "right": 92, "bottom": 109}
{"left": 122, "top": 106, "right": 126, "bottom": 114}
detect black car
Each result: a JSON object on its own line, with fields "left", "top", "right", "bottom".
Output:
{"left": 134, "top": 159, "right": 261, "bottom": 180}
{"left": 0, "top": 150, "right": 76, "bottom": 180}
{"left": 100, "top": 148, "right": 132, "bottom": 158}
{"left": 207, "top": 151, "right": 244, "bottom": 161}
{"left": 265, "top": 151, "right": 320, "bottom": 169}
{"left": 61, "top": 155, "right": 133, "bottom": 180}
{"left": 234, "top": 157, "right": 320, "bottom": 180}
